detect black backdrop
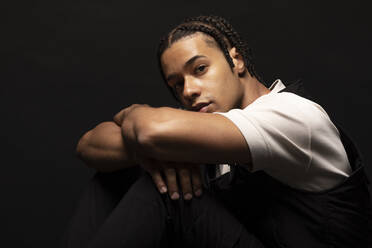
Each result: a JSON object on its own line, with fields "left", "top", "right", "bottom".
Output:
{"left": 2, "top": 0, "right": 372, "bottom": 247}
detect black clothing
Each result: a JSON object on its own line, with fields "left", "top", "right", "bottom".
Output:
{"left": 61, "top": 169, "right": 265, "bottom": 248}
{"left": 61, "top": 80, "right": 372, "bottom": 247}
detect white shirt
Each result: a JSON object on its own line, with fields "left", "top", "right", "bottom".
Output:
{"left": 215, "top": 79, "right": 351, "bottom": 191}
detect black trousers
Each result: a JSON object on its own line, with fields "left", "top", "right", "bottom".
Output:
{"left": 60, "top": 167, "right": 265, "bottom": 248}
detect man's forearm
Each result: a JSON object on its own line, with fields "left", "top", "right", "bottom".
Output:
{"left": 120, "top": 105, "right": 251, "bottom": 165}
{"left": 76, "top": 121, "right": 137, "bottom": 172}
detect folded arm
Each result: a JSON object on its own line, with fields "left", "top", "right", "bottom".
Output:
{"left": 121, "top": 105, "right": 252, "bottom": 165}
{"left": 76, "top": 104, "right": 251, "bottom": 199}
{"left": 76, "top": 121, "right": 136, "bottom": 172}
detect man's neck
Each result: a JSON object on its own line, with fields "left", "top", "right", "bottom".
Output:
{"left": 240, "top": 76, "right": 270, "bottom": 109}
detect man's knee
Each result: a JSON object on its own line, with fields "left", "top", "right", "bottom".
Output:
{"left": 124, "top": 173, "right": 166, "bottom": 205}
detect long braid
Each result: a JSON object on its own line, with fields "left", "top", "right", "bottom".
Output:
{"left": 157, "top": 15, "right": 262, "bottom": 100}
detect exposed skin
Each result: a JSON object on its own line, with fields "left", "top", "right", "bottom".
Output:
{"left": 162, "top": 33, "right": 263, "bottom": 113}
{"left": 76, "top": 32, "right": 270, "bottom": 200}
{"left": 76, "top": 121, "right": 136, "bottom": 172}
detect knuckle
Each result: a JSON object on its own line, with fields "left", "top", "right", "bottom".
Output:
{"left": 166, "top": 174, "right": 177, "bottom": 185}
{"left": 183, "top": 183, "right": 192, "bottom": 191}
{"left": 179, "top": 168, "right": 190, "bottom": 177}
{"left": 165, "top": 167, "right": 175, "bottom": 173}
{"left": 165, "top": 172, "right": 176, "bottom": 181}
{"left": 193, "top": 177, "right": 202, "bottom": 185}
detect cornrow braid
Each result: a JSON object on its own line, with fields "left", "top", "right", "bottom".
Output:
{"left": 178, "top": 24, "right": 235, "bottom": 69}
{"left": 157, "top": 15, "right": 261, "bottom": 100}
{"left": 185, "top": 15, "right": 258, "bottom": 80}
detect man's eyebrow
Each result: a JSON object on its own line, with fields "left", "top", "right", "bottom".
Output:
{"left": 184, "top": 55, "right": 206, "bottom": 68}
{"left": 166, "top": 55, "right": 207, "bottom": 82}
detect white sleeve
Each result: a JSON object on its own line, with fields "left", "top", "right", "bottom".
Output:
{"left": 216, "top": 93, "right": 314, "bottom": 172}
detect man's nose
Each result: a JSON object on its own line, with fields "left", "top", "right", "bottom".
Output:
{"left": 182, "top": 77, "right": 201, "bottom": 100}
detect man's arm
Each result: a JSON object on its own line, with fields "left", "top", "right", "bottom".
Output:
{"left": 76, "top": 115, "right": 203, "bottom": 200}
{"left": 76, "top": 121, "right": 136, "bottom": 172}
{"left": 121, "top": 105, "right": 252, "bottom": 166}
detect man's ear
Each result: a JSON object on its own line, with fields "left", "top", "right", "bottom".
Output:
{"left": 229, "top": 47, "right": 246, "bottom": 76}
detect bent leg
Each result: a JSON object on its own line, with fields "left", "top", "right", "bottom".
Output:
{"left": 88, "top": 173, "right": 264, "bottom": 248}
{"left": 60, "top": 167, "right": 142, "bottom": 248}
{"left": 167, "top": 191, "right": 265, "bottom": 248}
{"left": 88, "top": 173, "right": 169, "bottom": 248}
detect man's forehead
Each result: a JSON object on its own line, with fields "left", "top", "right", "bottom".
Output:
{"left": 161, "top": 33, "right": 217, "bottom": 70}
{"left": 167, "top": 33, "right": 217, "bottom": 53}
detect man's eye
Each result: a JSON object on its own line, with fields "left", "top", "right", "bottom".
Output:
{"left": 195, "top": 65, "right": 207, "bottom": 74}
{"left": 174, "top": 81, "right": 183, "bottom": 91}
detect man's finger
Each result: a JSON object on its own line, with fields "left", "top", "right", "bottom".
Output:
{"left": 149, "top": 169, "right": 167, "bottom": 194}
{"left": 164, "top": 167, "right": 179, "bottom": 200}
{"left": 113, "top": 106, "right": 133, "bottom": 125}
{"left": 113, "top": 104, "right": 150, "bottom": 125}
{"left": 113, "top": 108, "right": 126, "bottom": 125}
{"left": 178, "top": 167, "right": 193, "bottom": 200}
{"left": 139, "top": 157, "right": 167, "bottom": 194}
{"left": 191, "top": 165, "right": 203, "bottom": 197}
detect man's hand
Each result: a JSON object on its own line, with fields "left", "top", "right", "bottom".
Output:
{"left": 162, "top": 162, "right": 203, "bottom": 200}
{"left": 139, "top": 157, "right": 203, "bottom": 200}
{"left": 113, "top": 104, "right": 150, "bottom": 126}
{"left": 115, "top": 104, "right": 204, "bottom": 200}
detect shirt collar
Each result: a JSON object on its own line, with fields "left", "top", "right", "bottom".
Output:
{"left": 268, "top": 79, "right": 286, "bottom": 94}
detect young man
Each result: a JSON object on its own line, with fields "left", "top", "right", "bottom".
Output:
{"left": 63, "top": 15, "right": 371, "bottom": 247}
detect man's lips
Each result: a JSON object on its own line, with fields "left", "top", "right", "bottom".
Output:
{"left": 199, "top": 104, "right": 210, "bottom": 113}
{"left": 192, "top": 102, "right": 211, "bottom": 112}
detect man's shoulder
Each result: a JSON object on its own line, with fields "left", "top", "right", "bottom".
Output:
{"left": 248, "top": 90, "right": 320, "bottom": 112}
{"left": 237, "top": 91, "right": 334, "bottom": 132}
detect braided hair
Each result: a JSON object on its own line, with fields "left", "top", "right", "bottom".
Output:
{"left": 157, "top": 15, "right": 262, "bottom": 100}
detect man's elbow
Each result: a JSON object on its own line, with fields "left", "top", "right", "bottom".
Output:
{"left": 75, "top": 134, "right": 105, "bottom": 171}
{"left": 75, "top": 131, "right": 101, "bottom": 170}
{"left": 76, "top": 131, "right": 91, "bottom": 160}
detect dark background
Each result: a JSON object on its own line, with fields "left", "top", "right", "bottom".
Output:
{"left": 2, "top": 0, "right": 371, "bottom": 247}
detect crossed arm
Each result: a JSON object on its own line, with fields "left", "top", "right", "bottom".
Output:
{"left": 76, "top": 104, "right": 251, "bottom": 199}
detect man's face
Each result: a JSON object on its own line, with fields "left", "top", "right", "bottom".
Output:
{"left": 161, "top": 33, "right": 245, "bottom": 113}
